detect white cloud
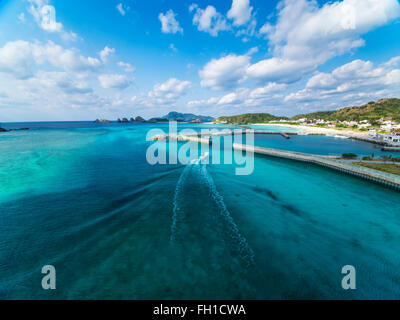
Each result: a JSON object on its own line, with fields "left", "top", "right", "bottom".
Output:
{"left": 256, "top": 0, "right": 400, "bottom": 82}
{"left": 258, "top": 22, "right": 272, "bottom": 36}
{"left": 29, "top": 71, "right": 93, "bottom": 94}
{"left": 116, "top": 3, "right": 126, "bottom": 16}
{"left": 0, "top": 69, "right": 100, "bottom": 116}
{"left": 158, "top": 10, "right": 183, "bottom": 34}
{"left": 28, "top": 0, "right": 78, "bottom": 41}
{"left": 0, "top": 41, "right": 36, "bottom": 79}
{"left": 191, "top": 54, "right": 400, "bottom": 114}
{"left": 246, "top": 46, "right": 258, "bottom": 56}
{"left": 0, "top": 41, "right": 103, "bottom": 79}
{"left": 99, "top": 46, "right": 115, "bottom": 63}
{"left": 218, "top": 91, "right": 243, "bottom": 105}
{"left": 247, "top": 57, "right": 316, "bottom": 84}
{"left": 187, "top": 97, "right": 219, "bottom": 107}
{"left": 117, "top": 61, "right": 135, "bottom": 72}
{"left": 187, "top": 82, "right": 286, "bottom": 108}
{"left": 98, "top": 74, "right": 132, "bottom": 89}
{"left": 131, "top": 78, "right": 192, "bottom": 108}
{"left": 199, "top": 54, "right": 250, "bottom": 90}
{"left": 285, "top": 57, "right": 400, "bottom": 105}
{"left": 198, "top": 0, "right": 400, "bottom": 91}
{"left": 148, "top": 78, "right": 192, "bottom": 103}
{"left": 28, "top": 0, "right": 62, "bottom": 32}
{"left": 248, "top": 82, "right": 288, "bottom": 99}
{"left": 190, "top": 4, "right": 230, "bottom": 36}
{"left": 227, "top": 0, "right": 253, "bottom": 26}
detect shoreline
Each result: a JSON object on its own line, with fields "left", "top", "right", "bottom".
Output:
{"left": 250, "top": 123, "right": 367, "bottom": 137}
{"left": 248, "top": 123, "right": 386, "bottom": 145}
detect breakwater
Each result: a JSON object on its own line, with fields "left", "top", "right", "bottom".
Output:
{"left": 151, "top": 130, "right": 297, "bottom": 141}
{"left": 233, "top": 143, "right": 400, "bottom": 191}
{"left": 152, "top": 132, "right": 400, "bottom": 191}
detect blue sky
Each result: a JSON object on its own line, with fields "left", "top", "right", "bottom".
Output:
{"left": 0, "top": 0, "right": 400, "bottom": 121}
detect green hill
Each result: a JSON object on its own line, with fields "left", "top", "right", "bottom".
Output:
{"left": 291, "top": 98, "right": 400, "bottom": 122}
{"left": 217, "top": 113, "right": 287, "bottom": 124}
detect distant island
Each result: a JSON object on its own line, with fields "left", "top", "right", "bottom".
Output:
{"left": 216, "top": 113, "right": 287, "bottom": 124}
{"left": 116, "top": 117, "right": 146, "bottom": 123}
{"left": 94, "top": 112, "right": 214, "bottom": 124}
{"left": 162, "top": 111, "right": 214, "bottom": 123}
{"left": 0, "top": 127, "right": 29, "bottom": 133}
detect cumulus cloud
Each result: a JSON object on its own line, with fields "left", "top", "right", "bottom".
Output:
{"left": 305, "top": 58, "right": 399, "bottom": 95}
{"left": 148, "top": 78, "right": 192, "bottom": 103}
{"left": 99, "top": 46, "right": 115, "bottom": 63}
{"left": 199, "top": 54, "right": 250, "bottom": 90}
{"left": 190, "top": 4, "right": 230, "bottom": 36}
{"left": 0, "top": 40, "right": 102, "bottom": 79}
{"left": 247, "top": 57, "right": 316, "bottom": 84}
{"left": 28, "top": 0, "right": 78, "bottom": 41}
{"left": 227, "top": 0, "right": 253, "bottom": 26}
{"left": 188, "top": 82, "right": 286, "bottom": 108}
{"left": 284, "top": 57, "right": 400, "bottom": 110}
{"left": 28, "top": 0, "right": 62, "bottom": 32}
{"left": 158, "top": 10, "right": 183, "bottom": 34}
{"left": 29, "top": 71, "right": 93, "bottom": 94}
{"left": 0, "top": 69, "right": 100, "bottom": 116}
{"left": 199, "top": 0, "right": 400, "bottom": 91}
{"left": 117, "top": 61, "right": 135, "bottom": 72}
{"left": 253, "top": 0, "right": 400, "bottom": 83}
{"left": 187, "top": 97, "right": 219, "bottom": 108}
{"left": 191, "top": 53, "right": 400, "bottom": 114}
{"left": 98, "top": 74, "right": 132, "bottom": 89}
{"left": 131, "top": 78, "right": 192, "bottom": 108}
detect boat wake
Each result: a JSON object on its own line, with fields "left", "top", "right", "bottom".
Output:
{"left": 198, "top": 164, "right": 255, "bottom": 266}
{"left": 170, "top": 163, "right": 192, "bottom": 243}
{"left": 170, "top": 152, "right": 255, "bottom": 266}
{"left": 170, "top": 153, "right": 209, "bottom": 243}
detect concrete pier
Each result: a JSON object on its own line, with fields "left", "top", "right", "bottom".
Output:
{"left": 151, "top": 132, "right": 400, "bottom": 191}
{"left": 382, "top": 146, "right": 400, "bottom": 151}
{"left": 151, "top": 133, "right": 211, "bottom": 144}
{"left": 279, "top": 132, "right": 290, "bottom": 139}
{"left": 151, "top": 130, "right": 297, "bottom": 140}
{"left": 233, "top": 143, "right": 400, "bottom": 191}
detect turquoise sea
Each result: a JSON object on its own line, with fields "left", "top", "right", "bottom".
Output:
{"left": 0, "top": 122, "right": 399, "bottom": 299}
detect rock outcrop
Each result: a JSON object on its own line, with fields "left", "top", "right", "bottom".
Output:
{"left": 135, "top": 116, "right": 146, "bottom": 122}
{"left": 94, "top": 119, "right": 110, "bottom": 123}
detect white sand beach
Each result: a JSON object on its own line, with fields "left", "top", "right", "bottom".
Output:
{"left": 250, "top": 123, "right": 372, "bottom": 140}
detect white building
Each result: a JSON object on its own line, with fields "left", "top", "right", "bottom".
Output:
{"left": 376, "top": 133, "right": 400, "bottom": 146}
{"left": 358, "top": 123, "right": 371, "bottom": 129}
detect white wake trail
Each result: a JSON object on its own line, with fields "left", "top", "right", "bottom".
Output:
{"left": 170, "top": 153, "right": 209, "bottom": 243}
{"left": 199, "top": 164, "right": 255, "bottom": 266}
{"left": 170, "top": 152, "right": 255, "bottom": 267}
